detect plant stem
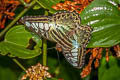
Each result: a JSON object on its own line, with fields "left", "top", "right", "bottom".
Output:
{"left": 19, "top": 0, "right": 28, "bottom": 6}
{"left": 42, "top": 10, "right": 48, "bottom": 66}
{"left": 43, "top": 39, "right": 47, "bottom": 66}
{"left": 0, "top": 0, "right": 36, "bottom": 40}
{"left": 12, "top": 59, "right": 26, "bottom": 71}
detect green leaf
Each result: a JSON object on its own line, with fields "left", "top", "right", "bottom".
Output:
{"left": 35, "top": 0, "right": 63, "bottom": 13}
{"left": 32, "top": 34, "right": 42, "bottom": 48}
{"left": 0, "top": 25, "right": 42, "bottom": 59}
{"left": 80, "top": 0, "right": 120, "bottom": 48}
{"left": 99, "top": 56, "right": 120, "bottom": 80}
{"left": 33, "top": 4, "right": 41, "bottom": 10}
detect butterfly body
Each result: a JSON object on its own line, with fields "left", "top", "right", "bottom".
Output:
{"left": 20, "top": 11, "right": 92, "bottom": 69}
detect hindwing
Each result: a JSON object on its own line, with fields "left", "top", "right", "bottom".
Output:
{"left": 56, "top": 25, "right": 92, "bottom": 68}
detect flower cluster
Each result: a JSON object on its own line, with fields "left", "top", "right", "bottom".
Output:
{"left": 81, "top": 45, "right": 120, "bottom": 78}
{"left": 81, "top": 48, "right": 103, "bottom": 78}
{"left": 0, "top": 0, "right": 20, "bottom": 29}
{"left": 0, "top": 0, "right": 30, "bottom": 29}
{"left": 52, "top": 0, "right": 93, "bottom": 13}
{"left": 21, "top": 63, "right": 52, "bottom": 80}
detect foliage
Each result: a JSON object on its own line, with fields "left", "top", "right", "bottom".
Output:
{"left": 0, "top": 25, "right": 42, "bottom": 58}
{"left": 80, "top": 0, "right": 120, "bottom": 47}
{"left": 99, "top": 56, "right": 120, "bottom": 80}
{"left": 0, "top": 0, "right": 120, "bottom": 80}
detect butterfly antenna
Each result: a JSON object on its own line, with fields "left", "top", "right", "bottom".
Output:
{"left": 47, "top": 47, "right": 56, "bottom": 50}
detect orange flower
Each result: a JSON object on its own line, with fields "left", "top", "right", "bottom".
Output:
{"left": 81, "top": 48, "right": 103, "bottom": 78}
{"left": 52, "top": 0, "right": 93, "bottom": 14}
{"left": 0, "top": 0, "right": 20, "bottom": 29}
{"left": 24, "top": 0, "right": 31, "bottom": 3}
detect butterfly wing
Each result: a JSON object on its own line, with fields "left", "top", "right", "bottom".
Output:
{"left": 48, "top": 11, "right": 92, "bottom": 68}
{"left": 20, "top": 15, "right": 57, "bottom": 41}
{"left": 48, "top": 11, "right": 81, "bottom": 44}
{"left": 20, "top": 11, "right": 80, "bottom": 42}
{"left": 59, "top": 25, "right": 92, "bottom": 69}
{"left": 51, "top": 11, "right": 81, "bottom": 33}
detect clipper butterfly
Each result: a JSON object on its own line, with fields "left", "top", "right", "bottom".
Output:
{"left": 20, "top": 11, "right": 92, "bottom": 69}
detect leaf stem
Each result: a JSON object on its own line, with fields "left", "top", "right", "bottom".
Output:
{"left": 0, "top": 0, "right": 36, "bottom": 40}
{"left": 12, "top": 59, "right": 26, "bottom": 71}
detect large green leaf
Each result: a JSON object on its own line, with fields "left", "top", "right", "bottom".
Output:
{"left": 0, "top": 25, "right": 42, "bottom": 59}
{"left": 99, "top": 56, "right": 120, "bottom": 80}
{"left": 80, "top": 0, "right": 120, "bottom": 48}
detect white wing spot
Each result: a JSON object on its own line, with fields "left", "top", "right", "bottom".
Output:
{"left": 44, "top": 23, "right": 49, "bottom": 30}
{"left": 25, "top": 21, "right": 31, "bottom": 27}
{"left": 71, "top": 48, "right": 77, "bottom": 52}
{"left": 49, "top": 23, "right": 52, "bottom": 27}
{"left": 71, "top": 57, "right": 77, "bottom": 62}
{"left": 72, "top": 52, "right": 77, "bottom": 56}
{"left": 73, "top": 63, "right": 77, "bottom": 66}
{"left": 39, "top": 23, "right": 44, "bottom": 29}
{"left": 49, "top": 23, "right": 56, "bottom": 28}
{"left": 35, "top": 23, "right": 38, "bottom": 27}
{"left": 40, "top": 29, "right": 44, "bottom": 36}
{"left": 31, "top": 23, "right": 39, "bottom": 32}
{"left": 65, "top": 53, "right": 71, "bottom": 57}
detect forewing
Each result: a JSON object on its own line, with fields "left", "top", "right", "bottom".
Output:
{"left": 20, "top": 16, "right": 56, "bottom": 41}
{"left": 51, "top": 11, "right": 81, "bottom": 34}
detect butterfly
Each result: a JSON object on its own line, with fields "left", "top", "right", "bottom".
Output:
{"left": 20, "top": 11, "right": 92, "bottom": 69}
